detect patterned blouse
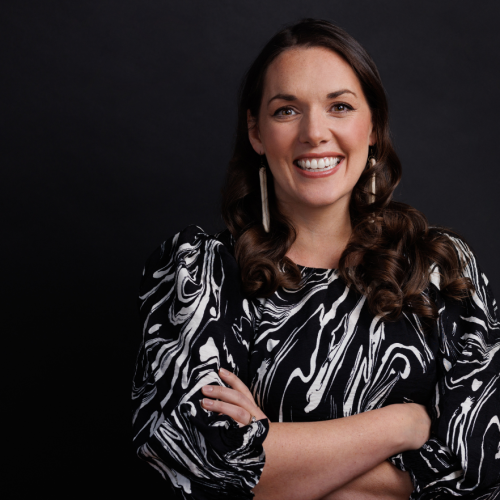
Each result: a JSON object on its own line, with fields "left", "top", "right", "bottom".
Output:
{"left": 132, "top": 225, "right": 500, "bottom": 499}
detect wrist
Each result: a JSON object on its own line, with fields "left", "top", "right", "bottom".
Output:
{"left": 380, "top": 404, "right": 415, "bottom": 453}
{"left": 385, "top": 403, "right": 431, "bottom": 451}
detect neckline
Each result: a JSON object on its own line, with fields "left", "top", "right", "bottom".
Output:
{"left": 296, "top": 263, "right": 338, "bottom": 272}
{"left": 218, "top": 229, "right": 338, "bottom": 273}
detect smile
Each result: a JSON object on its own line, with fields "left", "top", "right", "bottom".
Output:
{"left": 295, "top": 156, "right": 342, "bottom": 172}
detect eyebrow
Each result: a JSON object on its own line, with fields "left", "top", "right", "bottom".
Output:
{"left": 267, "top": 89, "right": 357, "bottom": 106}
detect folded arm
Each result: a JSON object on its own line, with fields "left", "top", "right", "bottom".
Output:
{"left": 132, "top": 228, "right": 270, "bottom": 499}
{"left": 255, "top": 411, "right": 416, "bottom": 500}
{"left": 203, "top": 369, "right": 429, "bottom": 500}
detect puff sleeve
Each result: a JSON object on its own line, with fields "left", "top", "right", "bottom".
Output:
{"left": 390, "top": 235, "right": 500, "bottom": 499}
{"left": 131, "top": 226, "right": 269, "bottom": 499}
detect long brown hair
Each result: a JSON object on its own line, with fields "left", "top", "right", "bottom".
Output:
{"left": 222, "top": 19, "right": 472, "bottom": 324}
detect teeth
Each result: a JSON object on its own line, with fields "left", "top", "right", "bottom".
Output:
{"left": 296, "top": 157, "right": 342, "bottom": 171}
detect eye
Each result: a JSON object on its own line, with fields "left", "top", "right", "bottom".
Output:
{"left": 273, "top": 106, "right": 297, "bottom": 117}
{"left": 331, "top": 103, "right": 353, "bottom": 113}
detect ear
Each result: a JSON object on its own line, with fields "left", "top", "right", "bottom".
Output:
{"left": 247, "top": 109, "right": 264, "bottom": 155}
{"left": 368, "top": 122, "right": 376, "bottom": 147}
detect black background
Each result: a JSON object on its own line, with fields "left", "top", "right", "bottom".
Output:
{"left": 3, "top": 0, "right": 499, "bottom": 497}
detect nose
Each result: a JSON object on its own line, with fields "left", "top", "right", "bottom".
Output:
{"left": 298, "top": 107, "right": 331, "bottom": 147}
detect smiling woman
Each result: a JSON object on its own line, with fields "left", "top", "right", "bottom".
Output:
{"left": 131, "top": 19, "right": 500, "bottom": 500}
{"left": 246, "top": 47, "right": 375, "bottom": 271}
{"left": 250, "top": 48, "right": 375, "bottom": 212}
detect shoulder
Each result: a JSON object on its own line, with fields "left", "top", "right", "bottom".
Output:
{"left": 428, "top": 229, "right": 498, "bottom": 321}
{"left": 437, "top": 230, "right": 474, "bottom": 265}
{"left": 142, "top": 224, "right": 235, "bottom": 273}
{"left": 148, "top": 223, "right": 233, "bottom": 258}
{"left": 139, "top": 225, "right": 240, "bottom": 300}
{"left": 426, "top": 228, "right": 477, "bottom": 290}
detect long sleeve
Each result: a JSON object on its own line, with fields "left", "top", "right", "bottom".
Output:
{"left": 131, "top": 226, "right": 269, "bottom": 499}
{"left": 390, "top": 235, "right": 500, "bottom": 499}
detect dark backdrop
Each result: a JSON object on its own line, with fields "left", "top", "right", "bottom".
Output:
{"left": 3, "top": 0, "right": 499, "bottom": 497}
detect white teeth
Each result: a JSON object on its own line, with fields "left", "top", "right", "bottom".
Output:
{"left": 296, "top": 156, "right": 342, "bottom": 171}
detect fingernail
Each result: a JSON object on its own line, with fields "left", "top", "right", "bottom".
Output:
{"left": 203, "top": 398, "right": 214, "bottom": 407}
{"left": 202, "top": 385, "right": 213, "bottom": 393}
{"left": 220, "top": 368, "right": 228, "bottom": 375}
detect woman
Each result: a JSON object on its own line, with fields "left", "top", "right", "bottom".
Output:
{"left": 132, "top": 19, "right": 500, "bottom": 499}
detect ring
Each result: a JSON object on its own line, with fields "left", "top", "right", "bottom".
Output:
{"left": 248, "top": 415, "right": 257, "bottom": 425}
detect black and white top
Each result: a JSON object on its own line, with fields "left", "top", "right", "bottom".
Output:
{"left": 132, "top": 225, "right": 500, "bottom": 500}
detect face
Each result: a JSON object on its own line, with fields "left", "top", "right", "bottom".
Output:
{"left": 248, "top": 46, "right": 375, "bottom": 213}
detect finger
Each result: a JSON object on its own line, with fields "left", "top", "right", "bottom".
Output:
{"left": 201, "top": 385, "right": 267, "bottom": 422}
{"left": 201, "top": 398, "right": 252, "bottom": 427}
{"left": 219, "top": 368, "right": 256, "bottom": 402}
{"left": 201, "top": 384, "right": 257, "bottom": 414}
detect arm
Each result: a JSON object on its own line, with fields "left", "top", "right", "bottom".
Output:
{"left": 389, "top": 236, "right": 500, "bottom": 498}
{"left": 321, "top": 461, "right": 413, "bottom": 500}
{"left": 132, "top": 227, "right": 269, "bottom": 499}
{"left": 255, "top": 408, "right": 419, "bottom": 500}
{"left": 203, "top": 369, "right": 430, "bottom": 500}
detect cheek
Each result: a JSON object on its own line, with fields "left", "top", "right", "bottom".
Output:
{"left": 260, "top": 122, "right": 294, "bottom": 154}
{"left": 339, "top": 120, "right": 372, "bottom": 152}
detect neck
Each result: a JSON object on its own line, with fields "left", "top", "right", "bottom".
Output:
{"left": 279, "top": 195, "right": 353, "bottom": 270}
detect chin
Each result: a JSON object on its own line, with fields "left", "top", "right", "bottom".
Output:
{"left": 301, "top": 196, "right": 345, "bottom": 209}
{"left": 303, "top": 189, "right": 350, "bottom": 207}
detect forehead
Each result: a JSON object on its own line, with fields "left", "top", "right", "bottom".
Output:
{"left": 263, "top": 46, "right": 363, "bottom": 99}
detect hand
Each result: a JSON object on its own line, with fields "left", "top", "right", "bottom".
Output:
{"left": 201, "top": 368, "right": 268, "bottom": 426}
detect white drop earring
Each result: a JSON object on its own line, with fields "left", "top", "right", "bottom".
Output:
{"left": 259, "top": 155, "right": 270, "bottom": 233}
{"left": 368, "top": 147, "right": 376, "bottom": 204}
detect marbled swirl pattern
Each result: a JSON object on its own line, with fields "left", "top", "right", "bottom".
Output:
{"left": 132, "top": 226, "right": 500, "bottom": 499}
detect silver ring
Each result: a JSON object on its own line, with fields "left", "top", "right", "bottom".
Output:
{"left": 248, "top": 415, "right": 257, "bottom": 425}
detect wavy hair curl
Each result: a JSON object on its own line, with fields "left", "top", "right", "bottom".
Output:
{"left": 221, "top": 19, "right": 472, "bottom": 324}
